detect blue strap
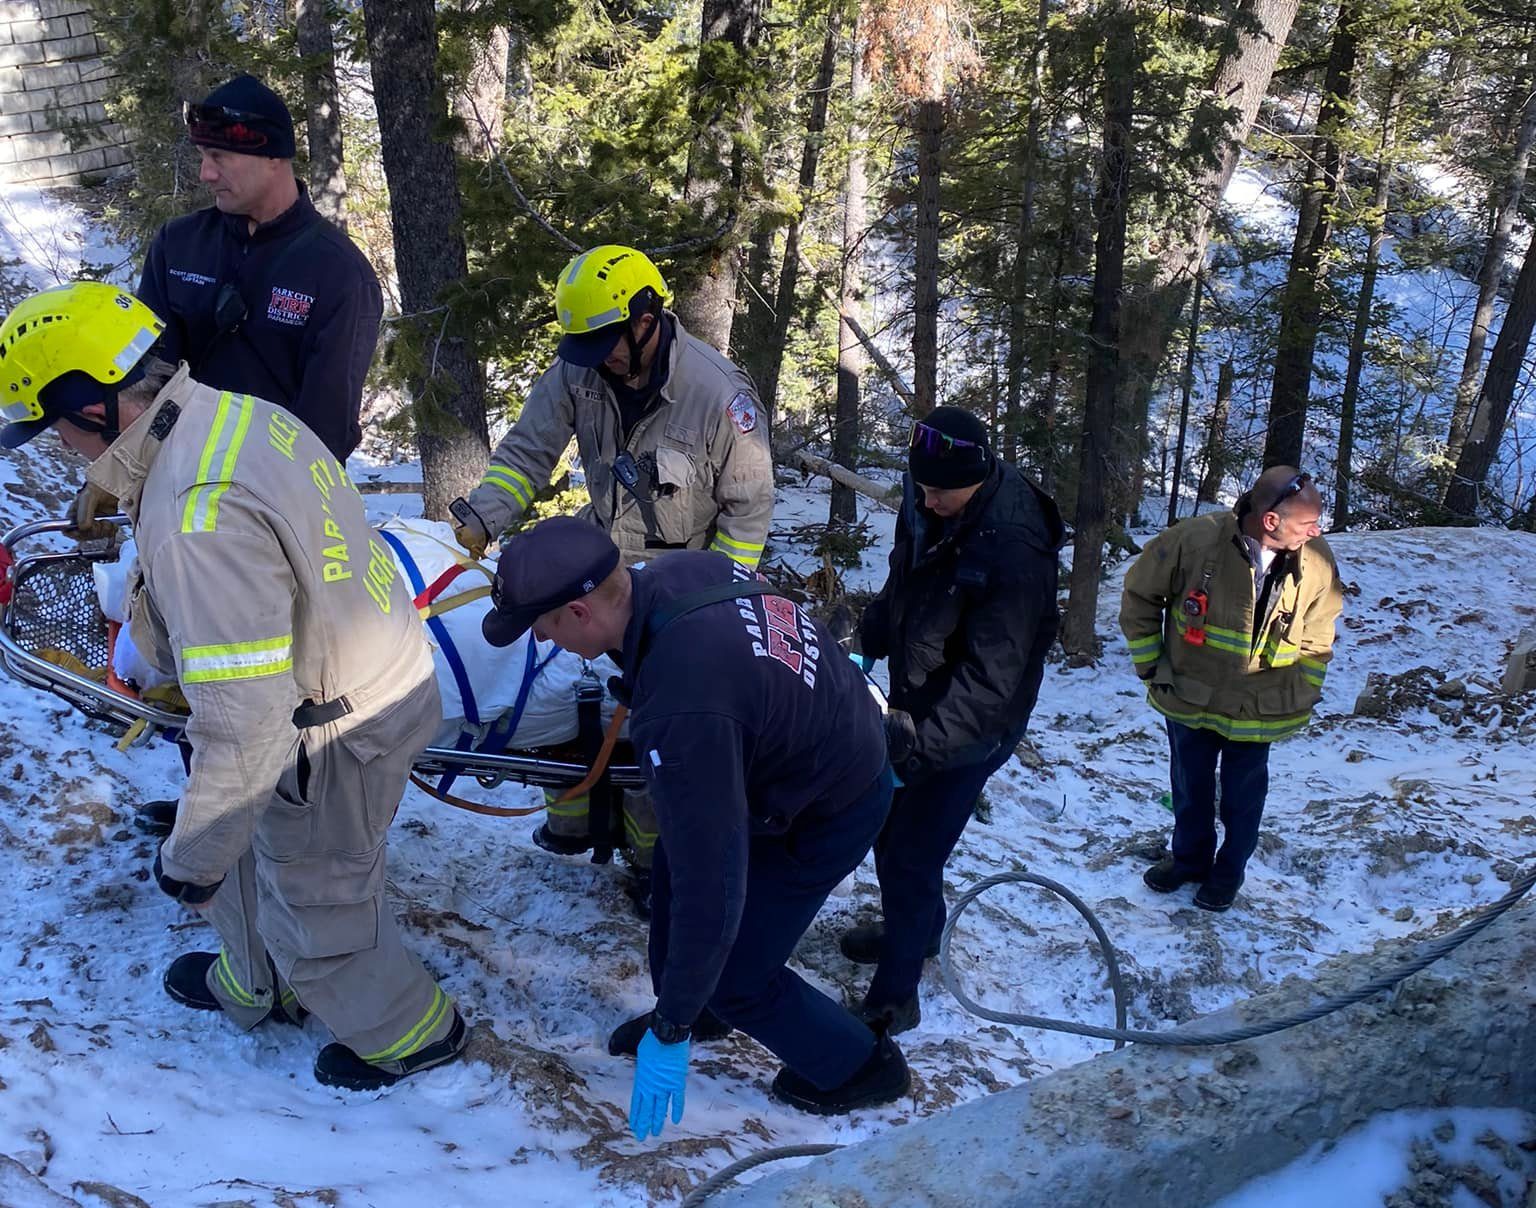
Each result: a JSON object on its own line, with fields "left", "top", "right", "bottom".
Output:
{"left": 476, "top": 641, "right": 561, "bottom": 757}
{"left": 376, "top": 529, "right": 481, "bottom": 793}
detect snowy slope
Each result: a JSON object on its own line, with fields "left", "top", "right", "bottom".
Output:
{"left": 0, "top": 458, "right": 1532, "bottom": 1206}
{"left": 1, "top": 179, "right": 1533, "bottom": 1208}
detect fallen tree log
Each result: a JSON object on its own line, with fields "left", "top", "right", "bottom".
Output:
{"left": 788, "top": 451, "right": 901, "bottom": 511}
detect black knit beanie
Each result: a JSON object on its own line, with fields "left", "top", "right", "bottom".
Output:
{"left": 189, "top": 75, "right": 296, "bottom": 159}
{"left": 908, "top": 405, "right": 993, "bottom": 489}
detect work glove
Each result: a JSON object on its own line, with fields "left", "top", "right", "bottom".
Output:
{"left": 629, "top": 1029, "right": 691, "bottom": 1142}
{"left": 884, "top": 708, "right": 917, "bottom": 766}
{"left": 451, "top": 515, "right": 490, "bottom": 560}
{"left": 66, "top": 482, "right": 119, "bottom": 543}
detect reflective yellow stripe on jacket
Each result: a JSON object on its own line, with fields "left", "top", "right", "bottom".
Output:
{"left": 481, "top": 465, "right": 535, "bottom": 512}
{"left": 709, "top": 531, "right": 765, "bottom": 568}
{"left": 181, "top": 392, "right": 254, "bottom": 533}
{"left": 181, "top": 635, "right": 294, "bottom": 684}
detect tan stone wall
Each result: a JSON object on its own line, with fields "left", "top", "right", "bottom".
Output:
{"left": 0, "top": 0, "right": 132, "bottom": 186}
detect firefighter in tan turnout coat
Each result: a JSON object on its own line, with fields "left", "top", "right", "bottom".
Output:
{"left": 0, "top": 282, "right": 465, "bottom": 1091}
{"left": 452, "top": 245, "right": 775, "bottom": 878}
{"left": 1120, "top": 466, "right": 1344, "bottom": 912}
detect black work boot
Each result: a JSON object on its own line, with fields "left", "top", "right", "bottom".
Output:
{"left": 314, "top": 1009, "right": 468, "bottom": 1091}
{"left": 839, "top": 921, "right": 939, "bottom": 966}
{"left": 607, "top": 1007, "right": 733, "bottom": 1057}
{"left": 769, "top": 1033, "right": 911, "bottom": 1115}
{"left": 1194, "top": 881, "right": 1239, "bottom": 912}
{"left": 531, "top": 822, "right": 592, "bottom": 856}
{"left": 134, "top": 799, "right": 178, "bottom": 837}
{"left": 162, "top": 952, "right": 307, "bottom": 1025}
{"left": 859, "top": 994, "right": 920, "bottom": 1036}
{"left": 1142, "top": 857, "right": 1208, "bottom": 894}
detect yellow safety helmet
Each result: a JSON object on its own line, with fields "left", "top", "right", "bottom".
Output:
{"left": 0, "top": 282, "right": 164, "bottom": 449}
{"left": 553, "top": 244, "right": 671, "bottom": 370}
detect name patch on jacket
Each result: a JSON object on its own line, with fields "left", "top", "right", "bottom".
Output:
{"left": 268, "top": 287, "right": 315, "bottom": 327}
{"left": 168, "top": 267, "right": 216, "bottom": 287}
{"left": 727, "top": 392, "right": 757, "bottom": 434}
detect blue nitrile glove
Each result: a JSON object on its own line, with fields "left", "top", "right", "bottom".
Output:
{"left": 858, "top": 653, "right": 876, "bottom": 673}
{"left": 629, "top": 1029, "right": 691, "bottom": 1142}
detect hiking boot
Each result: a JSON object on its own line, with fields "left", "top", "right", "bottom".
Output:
{"left": 314, "top": 1009, "right": 468, "bottom": 1091}
{"left": 1194, "top": 882, "right": 1239, "bottom": 912}
{"left": 859, "top": 994, "right": 920, "bottom": 1036}
{"left": 607, "top": 1007, "right": 733, "bottom": 1057}
{"left": 162, "top": 952, "right": 306, "bottom": 1025}
{"left": 531, "top": 822, "right": 592, "bottom": 857}
{"left": 1142, "top": 857, "right": 1208, "bottom": 894}
{"left": 134, "top": 799, "right": 178, "bottom": 837}
{"left": 769, "top": 1033, "right": 910, "bottom": 1115}
{"left": 838, "top": 921, "right": 940, "bottom": 966}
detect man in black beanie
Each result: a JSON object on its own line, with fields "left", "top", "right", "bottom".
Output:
{"left": 843, "top": 406, "right": 1066, "bottom": 1033}
{"left": 134, "top": 74, "right": 382, "bottom": 463}
{"left": 127, "top": 74, "right": 384, "bottom": 838}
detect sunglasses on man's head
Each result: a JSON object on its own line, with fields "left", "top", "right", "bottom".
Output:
{"left": 1265, "top": 471, "right": 1312, "bottom": 513}
{"left": 183, "top": 102, "right": 270, "bottom": 151}
{"left": 909, "top": 421, "right": 984, "bottom": 459}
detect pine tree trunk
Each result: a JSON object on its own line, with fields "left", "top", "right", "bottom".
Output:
{"left": 911, "top": 97, "right": 945, "bottom": 417}
{"left": 1336, "top": 73, "right": 1400, "bottom": 532}
{"left": 362, "top": 0, "right": 488, "bottom": 519}
{"left": 453, "top": 20, "right": 510, "bottom": 158}
{"left": 757, "top": 1, "right": 842, "bottom": 417}
{"left": 1444, "top": 236, "right": 1536, "bottom": 519}
{"left": 831, "top": 3, "right": 870, "bottom": 527}
{"left": 1262, "top": 0, "right": 1359, "bottom": 468}
{"left": 1115, "top": 0, "right": 1300, "bottom": 438}
{"left": 1444, "top": 53, "right": 1536, "bottom": 472}
{"left": 295, "top": 0, "right": 348, "bottom": 230}
{"left": 1002, "top": 0, "right": 1050, "bottom": 466}
{"left": 1197, "top": 359, "right": 1235, "bottom": 505}
{"left": 1167, "top": 272, "right": 1203, "bottom": 526}
{"left": 676, "top": 0, "right": 764, "bottom": 353}
{"left": 733, "top": 222, "right": 779, "bottom": 406}
{"left": 1061, "top": 4, "right": 1134, "bottom": 660}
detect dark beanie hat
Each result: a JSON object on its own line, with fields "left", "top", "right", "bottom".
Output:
{"left": 188, "top": 75, "right": 296, "bottom": 159}
{"left": 908, "top": 405, "right": 993, "bottom": 489}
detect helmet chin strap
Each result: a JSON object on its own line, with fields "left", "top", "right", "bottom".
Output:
{"left": 59, "top": 396, "right": 121, "bottom": 445}
{"left": 619, "top": 296, "right": 665, "bottom": 382}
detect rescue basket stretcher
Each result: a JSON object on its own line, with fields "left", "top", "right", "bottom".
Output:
{"left": 0, "top": 516, "right": 647, "bottom": 798}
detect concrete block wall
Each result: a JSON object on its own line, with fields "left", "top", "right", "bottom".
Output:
{"left": 0, "top": 0, "right": 132, "bottom": 186}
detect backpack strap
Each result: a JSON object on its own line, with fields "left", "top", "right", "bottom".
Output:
{"left": 633, "top": 579, "right": 776, "bottom": 677}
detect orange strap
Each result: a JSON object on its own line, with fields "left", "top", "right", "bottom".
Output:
{"left": 552, "top": 705, "right": 629, "bottom": 804}
{"left": 410, "top": 703, "right": 630, "bottom": 818}
{"left": 408, "top": 773, "right": 547, "bottom": 818}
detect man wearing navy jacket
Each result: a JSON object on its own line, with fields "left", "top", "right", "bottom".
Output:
{"left": 136, "top": 74, "right": 382, "bottom": 461}
{"left": 130, "top": 75, "right": 384, "bottom": 838}
{"left": 482, "top": 517, "right": 910, "bottom": 1136}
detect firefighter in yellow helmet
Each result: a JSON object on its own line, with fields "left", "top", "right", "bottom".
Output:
{"left": 451, "top": 244, "right": 775, "bottom": 886}
{"left": 1, "top": 282, "right": 466, "bottom": 1089}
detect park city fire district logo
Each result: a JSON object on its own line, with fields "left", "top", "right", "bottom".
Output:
{"left": 267, "top": 286, "right": 314, "bottom": 327}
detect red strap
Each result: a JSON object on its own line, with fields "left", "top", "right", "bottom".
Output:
{"left": 413, "top": 563, "right": 470, "bottom": 611}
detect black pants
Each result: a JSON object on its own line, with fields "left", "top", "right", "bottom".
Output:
{"left": 648, "top": 767, "right": 894, "bottom": 1090}
{"left": 1165, "top": 718, "right": 1271, "bottom": 890}
{"left": 864, "top": 724, "right": 1026, "bottom": 1010}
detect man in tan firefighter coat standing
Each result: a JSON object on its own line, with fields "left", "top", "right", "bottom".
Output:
{"left": 0, "top": 282, "right": 465, "bottom": 1090}
{"left": 451, "top": 244, "right": 774, "bottom": 877}
{"left": 1119, "top": 466, "right": 1344, "bottom": 911}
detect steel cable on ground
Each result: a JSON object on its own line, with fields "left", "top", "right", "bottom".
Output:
{"left": 682, "top": 861, "right": 1535, "bottom": 1205}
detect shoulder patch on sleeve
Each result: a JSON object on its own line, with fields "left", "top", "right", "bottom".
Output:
{"left": 726, "top": 391, "right": 758, "bottom": 434}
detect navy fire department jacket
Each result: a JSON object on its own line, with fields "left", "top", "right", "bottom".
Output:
{"left": 136, "top": 185, "right": 383, "bottom": 460}
{"left": 614, "top": 552, "right": 888, "bottom": 1028}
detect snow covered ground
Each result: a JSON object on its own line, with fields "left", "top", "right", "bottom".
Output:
{"left": 1, "top": 178, "right": 1534, "bottom": 1207}
{"left": 0, "top": 437, "right": 1531, "bottom": 1206}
